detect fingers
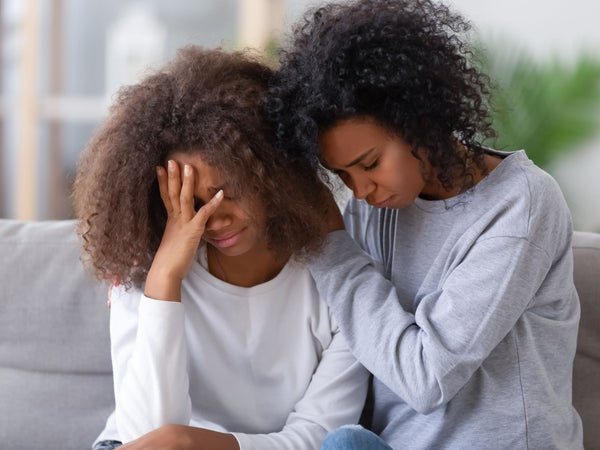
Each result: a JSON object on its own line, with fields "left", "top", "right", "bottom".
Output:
{"left": 156, "top": 166, "right": 172, "bottom": 213}
{"left": 158, "top": 160, "right": 224, "bottom": 228}
{"left": 158, "top": 160, "right": 194, "bottom": 218}
{"left": 167, "top": 160, "right": 182, "bottom": 214}
{"left": 180, "top": 164, "right": 195, "bottom": 221}
{"left": 193, "top": 189, "right": 224, "bottom": 227}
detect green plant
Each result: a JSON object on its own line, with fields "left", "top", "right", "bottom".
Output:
{"left": 476, "top": 41, "right": 600, "bottom": 168}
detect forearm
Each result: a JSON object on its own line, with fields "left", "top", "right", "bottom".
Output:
{"left": 184, "top": 427, "right": 240, "bottom": 450}
{"left": 112, "top": 294, "right": 192, "bottom": 442}
{"left": 309, "top": 231, "right": 549, "bottom": 413}
{"left": 144, "top": 253, "right": 184, "bottom": 302}
{"left": 309, "top": 234, "right": 425, "bottom": 401}
{"left": 119, "top": 424, "right": 239, "bottom": 450}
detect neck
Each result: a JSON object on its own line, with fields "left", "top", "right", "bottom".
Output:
{"left": 419, "top": 146, "right": 502, "bottom": 200}
{"left": 207, "top": 244, "right": 289, "bottom": 288}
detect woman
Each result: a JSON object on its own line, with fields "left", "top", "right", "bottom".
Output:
{"left": 266, "top": 0, "right": 584, "bottom": 448}
{"left": 74, "top": 46, "right": 368, "bottom": 450}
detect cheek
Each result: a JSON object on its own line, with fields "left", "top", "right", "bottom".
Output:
{"left": 396, "top": 172, "right": 425, "bottom": 194}
{"left": 386, "top": 158, "right": 424, "bottom": 193}
{"left": 228, "top": 199, "right": 255, "bottom": 222}
{"left": 235, "top": 203, "right": 265, "bottom": 234}
{"left": 241, "top": 221, "right": 267, "bottom": 249}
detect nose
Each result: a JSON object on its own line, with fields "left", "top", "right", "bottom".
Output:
{"left": 204, "top": 208, "right": 232, "bottom": 232}
{"left": 348, "top": 174, "right": 375, "bottom": 200}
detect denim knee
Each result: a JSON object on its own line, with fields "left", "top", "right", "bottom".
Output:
{"left": 322, "top": 425, "right": 392, "bottom": 450}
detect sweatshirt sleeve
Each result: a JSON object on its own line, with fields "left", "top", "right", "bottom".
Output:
{"left": 309, "top": 230, "right": 551, "bottom": 414}
{"left": 233, "top": 323, "right": 369, "bottom": 450}
{"left": 109, "top": 286, "right": 192, "bottom": 443}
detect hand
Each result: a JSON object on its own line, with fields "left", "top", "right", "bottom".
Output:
{"left": 144, "top": 160, "right": 223, "bottom": 302}
{"left": 118, "top": 424, "right": 239, "bottom": 450}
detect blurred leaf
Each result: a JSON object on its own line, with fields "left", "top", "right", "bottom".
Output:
{"left": 476, "top": 41, "right": 600, "bottom": 167}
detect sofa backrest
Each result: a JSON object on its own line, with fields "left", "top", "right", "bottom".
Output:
{"left": 0, "top": 220, "right": 598, "bottom": 449}
{"left": 571, "top": 231, "right": 600, "bottom": 450}
{"left": 0, "top": 220, "right": 112, "bottom": 450}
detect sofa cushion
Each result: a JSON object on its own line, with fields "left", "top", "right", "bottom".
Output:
{"left": 572, "top": 231, "right": 600, "bottom": 450}
{"left": 0, "top": 220, "right": 113, "bottom": 450}
{"left": 0, "top": 221, "right": 598, "bottom": 449}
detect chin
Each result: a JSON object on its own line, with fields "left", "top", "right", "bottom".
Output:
{"left": 215, "top": 245, "right": 245, "bottom": 257}
{"left": 386, "top": 199, "right": 411, "bottom": 210}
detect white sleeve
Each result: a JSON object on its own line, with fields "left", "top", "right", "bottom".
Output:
{"left": 109, "top": 286, "right": 192, "bottom": 443}
{"left": 233, "top": 325, "right": 369, "bottom": 450}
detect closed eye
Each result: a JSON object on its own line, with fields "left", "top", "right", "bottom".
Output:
{"left": 364, "top": 159, "right": 379, "bottom": 171}
{"left": 195, "top": 194, "right": 236, "bottom": 211}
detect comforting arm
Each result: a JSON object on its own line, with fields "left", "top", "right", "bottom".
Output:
{"left": 310, "top": 231, "right": 551, "bottom": 414}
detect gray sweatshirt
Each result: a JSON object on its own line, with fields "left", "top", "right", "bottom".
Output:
{"left": 310, "top": 150, "right": 583, "bottom": 449}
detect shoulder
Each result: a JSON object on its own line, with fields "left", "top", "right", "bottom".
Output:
{"left": 513, "top": 153, "right": 567, "bottom": 212}
{"left": 291, "top": 258, "right": 342, "bottom": 336}
{"left": 111, "top": 283, "right": 144, "bottom": 308}
{"left": 495, "top": 150, "right": 570, "bottom": 226}
{"left": 288, "top": 260, "right": 327, "bottom": 308}
{"left": 475, "top": 150, "right": 573, "bottom": 255}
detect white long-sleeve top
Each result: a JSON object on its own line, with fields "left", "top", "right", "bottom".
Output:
{"left": 95, "top": 245, "right": 368, "bottom": 449}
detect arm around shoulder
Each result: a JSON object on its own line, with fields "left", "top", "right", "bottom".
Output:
{"left": 309, "top": 227, "right": 559, "bottom": 414}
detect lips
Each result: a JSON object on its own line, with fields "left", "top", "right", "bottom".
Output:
{"left": 206, "top": 229, "right": 245, "bottom": 248}
{"left": 370, "top": 197, "right": 391, "bottom": 209}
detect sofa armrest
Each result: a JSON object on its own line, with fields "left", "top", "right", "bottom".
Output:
{"left": 571, "top": 231, "right": 600, "bottom": 450}
{"left": 0, "top": 220, "right": 114, "bottom": 450}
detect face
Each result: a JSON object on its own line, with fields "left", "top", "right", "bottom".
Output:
{"left": 319, "top": 118, "right": 444, "bottom": 209}
{"left": 169, "top": 151, "right": 267, "bottom": 258}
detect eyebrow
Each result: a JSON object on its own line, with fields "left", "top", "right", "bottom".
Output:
{"left": 344, "top": 148, "right": 376, "bottom": 168}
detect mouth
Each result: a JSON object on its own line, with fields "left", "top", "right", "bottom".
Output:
{"left": 370, "top": 197, "right": 391, "bottom": 209}
{"left": 206, "top": 228, "right": 245, "bottom": 248}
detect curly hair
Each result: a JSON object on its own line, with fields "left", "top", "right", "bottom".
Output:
{"left": 266, "top": 0, "right": 496, "bottom": 190}
{"left": 74, "top": 46, "right": 331, "bottom": 287}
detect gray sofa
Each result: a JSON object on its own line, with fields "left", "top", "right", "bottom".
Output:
{"left": 0, "top": 220, "right": 598, "bottom": 450}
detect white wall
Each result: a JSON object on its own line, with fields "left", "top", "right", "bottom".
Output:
{"left": 447, "top": 0, "right": 600, "bottom": 59}
{"left": 448, "top": 0, "right": 600, "bottom": 232}
{"left": 286, "top": 0, "right": 600, "bottom": 58}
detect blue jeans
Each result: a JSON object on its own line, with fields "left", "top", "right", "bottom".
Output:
{"left": 93, "top": 440, "right": 122, "bottom": 450}
{"left": 322, "top": 425, "right": 393, "bottom": 450}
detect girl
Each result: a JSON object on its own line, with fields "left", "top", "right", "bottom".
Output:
{"left": 266, "top": 0, "right": 584, "bottom": 449}
{"left": 74, "top": 46, "right": 367, "bottom": 450}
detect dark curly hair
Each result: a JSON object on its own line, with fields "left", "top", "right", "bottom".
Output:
{"left": 74, "top": 46, "right": 331, "bottom": 287}
{"left": 266, "top": 0, "right": 496, "bottom": 190}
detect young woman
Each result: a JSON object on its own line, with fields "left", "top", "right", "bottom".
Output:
{"left": 74, "top": 46, "right": 367, "bottom": 450}
{"left": 266, "top": 0, "right": 584, "bottom": 449}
